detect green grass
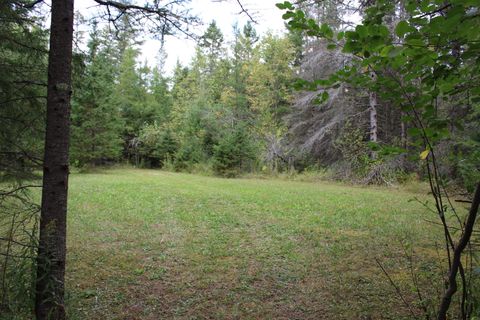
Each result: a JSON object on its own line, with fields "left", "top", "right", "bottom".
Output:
{"left": 65, "top": 169, "right": 447, "bottom": 319}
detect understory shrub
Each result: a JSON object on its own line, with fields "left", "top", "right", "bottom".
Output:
{"left": 138, "top": 123, "right": 178, "bottom": 168}
{"left": 213, "top": 125, "right": 256, "bottom": 177}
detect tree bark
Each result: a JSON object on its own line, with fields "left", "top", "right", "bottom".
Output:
{"left": 35, "top": 1, "right": 74, "bottom": 319}
{"left": 369, "top": 73, "right": 378, "bottom": 160}
{"left": 369, "top": 72, "right": 378, "bottom": 151}
{"left": 369, "top": 91, "right": 378, "bottom": 143}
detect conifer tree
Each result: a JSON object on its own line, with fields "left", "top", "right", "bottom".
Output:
{"left": 150, "top": 66, "right": 173, "bottom": 123}
{"left": 71, "top": 25, "right": 124, "bottom": 166}
{"left": 0, "top": 1, "right": 48, "bottom": 315}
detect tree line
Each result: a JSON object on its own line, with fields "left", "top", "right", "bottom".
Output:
{"left": 70, "top": 18, "right": 296, "bottom": 178}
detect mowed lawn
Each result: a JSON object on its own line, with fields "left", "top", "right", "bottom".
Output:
{"left": 66, "top": 169, "right": 443, "bottom": 319}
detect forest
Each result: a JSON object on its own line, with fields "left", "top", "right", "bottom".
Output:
{"left": 1, "top": 0, "right": 480, "bottom": 319}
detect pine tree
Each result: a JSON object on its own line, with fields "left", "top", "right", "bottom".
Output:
{"left": 35, "top": 0, "right": 74, "bottom": 318}
{"left": 247, "top": 33, "right": 295, "bottom": 133}
{"left": 213, "top": 124, "right": 255, "bottom": 177}
{"left": 0, "top": 1, "right": 48, "bottom": 315}
{"left": 199, "top": 20, "right": 224, "bottom": 73}
{"left": 226, "top": 22, "right": 258, "bottom": 115}
{"left": 113, "top": 46, "right": 158, "bottom": 163}
{"left": 70, "top": 24, "right": 124, "bottom": 166}
{"left": 138, "top": 122, "right": 178, "bottom": 167}
{"left": 0, "top": 1, "right": 48, "bottom": 182}
{"left": 150, "top": 66, "right": 173, "bottom": 123}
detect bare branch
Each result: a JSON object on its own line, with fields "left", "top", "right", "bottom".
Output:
{"left": 437, "top": 182, "right": 480, "bottom": 320}
{"left": 92, "top": 0, "right": 199, "bottom": 40}
{"left": 234, "top": 0, "right": 257, "bottom": 23}
{"left": 93, "top": 0, "right": 170, "bottom": 17}
{"left": 211, "top": 0, "right": 258, "bottom": 23}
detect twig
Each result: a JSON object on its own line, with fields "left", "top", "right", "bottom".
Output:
{"left": 375, "top": 257, "right": 418, "bottom": 319}
{"left": 437, "top": 182, "right": 480, "bottom": 320}
{"left": 0, "top": 185, "right": 42, "bottom": 198}
{"left": 234, "top": 0, "right": 257, "bottom": 23}
{"left": 401, "top": 241, "right": 430, "bottom": 319}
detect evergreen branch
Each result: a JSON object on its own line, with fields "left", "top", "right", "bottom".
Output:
{"left": 19, "top": 0, "right": 45, "bottom": 9}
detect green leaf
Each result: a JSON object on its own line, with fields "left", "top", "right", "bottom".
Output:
{"left": 356, "top": 25, "right": 367, "bottom": 38}
{"left": 405, "top": 2, "right": 418, "bottom": 14}
{"left": 296, "top": 10, "right": 305, "bottom": 19}
{"left": 276, "top": 1, "right": 293, "bottom": 10}
{"left": 292, "top": 78, "right": 307, "bottom": 90}
{"left": 380, "top": 45, "right": 393, "bottom": 57}
{"left": 367, "top": 141, "right": 381, "bottom": 151}
{"left": 313, "top": 91, "right": 329, "bottom": 105}
{"left": 395, "top": 21, "right": 410, "bottom": 38}
{"left": 406, "top": 38, "right": 424, "bottom": 47}
{"left": 320, "top": 23, "right": 333, "bottom": 38}
{"left": 345, "top": 31, "right": 358, "bottom": 40}
{"left": 282, "top": 11, "right": 295, "bottom": 19}
{"left": 407, "top": 127, "right": 421, "bottom": 137}
{"left": 388, "top": 47, "right": 404, "bottom": 58}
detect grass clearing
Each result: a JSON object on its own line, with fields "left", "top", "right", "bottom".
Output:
{"left": 65, "top": 169, "right": 450, "bottom": 319}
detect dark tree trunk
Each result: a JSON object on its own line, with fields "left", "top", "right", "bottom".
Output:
{"left": 35, "top": 0, "right": 74, "bottom": 319}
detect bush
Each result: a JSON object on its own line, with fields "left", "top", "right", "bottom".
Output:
{"left": 334, "top": 121, "right": 372, "bottom": 179}
{"left": 454, "top": 143, "right": 480, "bottom": 193}
{"left": 212, "top": 125, "right": 255, "bottom": 177}
{"left": 138, "top": 123, "right": 178, "bottom": 168}
{"left": 173, "top": 137, "right": 204, "bottom": 171}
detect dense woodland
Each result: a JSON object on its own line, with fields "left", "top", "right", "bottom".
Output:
{"left": 69, "top": 3, "right": 480, "bottom": 189}
{"left": 2, "top": 1, "right": 479, "bottom": 182}
{"left": 1, "top": 0, "right": 480, "bottom": 319}
{"left": 70, "top": 18, "right": 296, "bottom": 178}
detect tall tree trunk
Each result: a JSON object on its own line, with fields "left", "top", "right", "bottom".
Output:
{"left": 369, "top": 92, "right": 377, "bottom": 143}
{"left": 369, "top": 80, "right": 378, "bottom": 159}
{"left": 400, "top": 112, "right": 407, "bottom": 149}
{"left": 369, "top": 73, "right": 378, "bottom": 149}
{"left": 35, "top": 1, "right": 74, "bottom": 319}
